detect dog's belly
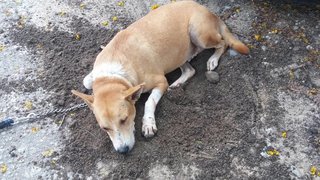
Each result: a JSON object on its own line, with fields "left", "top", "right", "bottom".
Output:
{"left": 187, "top": 46, "right": 203, "bottom": 62}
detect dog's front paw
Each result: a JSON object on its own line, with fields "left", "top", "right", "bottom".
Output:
{"left": 168, "top": 83, "right": 182, "bottom": 91}
{"left": 142, "top": 117, "right": 157, "bottom": 138}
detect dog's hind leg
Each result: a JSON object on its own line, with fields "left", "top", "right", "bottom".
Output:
{"left": 189, "top": 12, "right": 228, "bottom": 71}
{"left": 169, "top": 62, "right": 195, "bottom": 90}
{"left": 207, "top": 41, "right": 227, "bottom": 71}
{"left": 142, "top": 77, "right": 168, "bottom": 138}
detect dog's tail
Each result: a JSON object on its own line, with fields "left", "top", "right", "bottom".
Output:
{"left": 219, "top": 20, "right": 249, "bottom": 55}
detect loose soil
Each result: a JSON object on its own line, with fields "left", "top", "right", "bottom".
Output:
{"left": 7, "top": 0, "right": 320, "bottom": 179}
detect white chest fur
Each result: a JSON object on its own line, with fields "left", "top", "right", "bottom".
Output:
{"left": 83, "top": 63, "right": 132, "bottom": 89}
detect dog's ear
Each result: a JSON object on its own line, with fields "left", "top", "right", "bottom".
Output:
{"left": 71, "top": 90, "right": 94, "bottom": 110}
{"left": 124, "top": 83, "right": 145, "bottom": 102}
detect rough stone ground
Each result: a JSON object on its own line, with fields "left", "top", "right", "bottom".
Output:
{"left": 0, "top": 0, "right": 319, "bottom": 179}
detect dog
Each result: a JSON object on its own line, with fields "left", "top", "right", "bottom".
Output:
{"left": 72, "top": 1, "right": 249, "bottom": 154}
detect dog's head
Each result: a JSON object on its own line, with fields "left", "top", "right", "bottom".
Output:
{"left": 71, "top": 83, "right": 144, "bottom": 154}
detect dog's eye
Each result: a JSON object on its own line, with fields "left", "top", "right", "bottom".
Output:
{"left": 120, "top": 117, "right": 128, "bottom": 125}
{"left": 102, "top": 127, "right": 111, "bottom": 131}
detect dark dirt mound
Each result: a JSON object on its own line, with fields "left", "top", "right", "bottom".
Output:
{"left": 9, "top": 0, "right": 319, "bottom": 179}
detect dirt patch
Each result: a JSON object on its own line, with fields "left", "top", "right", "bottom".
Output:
{"left": 7, "top": 0, "right": 320, "bottom": 179}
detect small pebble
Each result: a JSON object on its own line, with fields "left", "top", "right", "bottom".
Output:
{"left": 261, "top": 45, "right": 267, "bottom": 51}
{"left": 205, "top": 71, "right": 219, "bottom": 83}
{"left": 57, "top": 99, "right": 65, "bottom": 106}
{"left": 306, "top": 45, "right": 313, "bottom": 50}
{"left": 229, "top": 49, "right": 238, "bottom": 56}
{"left": 293, "top": 46, "right": 300, "bottom": 51}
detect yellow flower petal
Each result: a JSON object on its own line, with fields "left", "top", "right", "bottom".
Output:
{"left": 24, "top": 101, "right": 33, "bottom": 110}
{"left": 101, "top": 21, "right": 109, "bottom": 26}
{"left": 31, "top": 127, "right": 39, "bottom": 133}
{"left": 1, "top": 164, "right": 7, "bottom": 174}
{"left": 151, "top": 4, "right": 160, "bottom": 10}
{"left": 112, "top": 16, "right": 118, "bottom": 22}
{"left": 281, "top": 131, "right": 287, "bottom": 138}
{"left": 118, "top": 1, "right": 124, "bottom": 7}
{"left": 310, "top": 166, "right": 317, "bottom": 176}
{"left": 59, "top": 11, "right": 66, "bottom": 16}
{"left": 42, "top": 149, "right": 54, "bottom": 157}
{"left": 267, "top": 149, "right": 280, "bottom": 156}
{"left": 0, "top": 45, "right": 5, "bottom": 52}
{"left": 80, "top": 3, "right": 86, "bottom": 9}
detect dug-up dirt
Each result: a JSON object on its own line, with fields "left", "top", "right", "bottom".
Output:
{"left": 0, "top": 0, "right": 319, "bottom": 179}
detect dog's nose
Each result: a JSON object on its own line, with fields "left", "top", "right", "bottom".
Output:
{"left": 117, "top": 145, "right": 130, "bottom": 154}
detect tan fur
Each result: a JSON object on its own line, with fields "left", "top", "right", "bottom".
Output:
{"left": 72, "top": 1, "right": 249, "bottom": 153}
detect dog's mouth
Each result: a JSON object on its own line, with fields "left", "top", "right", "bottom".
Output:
{"left": 109, "top": 130, "right": 135, "bottom": 154}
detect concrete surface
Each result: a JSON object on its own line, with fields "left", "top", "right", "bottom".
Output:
{"left": 0, "top": 0, "right": 319, "bottom": 179}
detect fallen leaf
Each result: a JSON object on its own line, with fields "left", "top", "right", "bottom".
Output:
{"left": 24, "top": 101, "right": 33, "bottom": 110}
{"left": 17, "top": 16, "right": 26, "bottom": 29}
{"left": 36, "top": 43, "right": 43, "bottom": 49}
{"left": 4, "top": 10, "right": 12, "bottom": 16}
{"left": 308, "top": 88, "right": 318, "bottom": 96}
{"left": 75, "top": 33, "right": 81, "bottom": 40}
{"left": 1, "top": 164, "right": 7, "bottom": 174}
{"left": 247, "top": 44, "right": 255, "bottom": 49}
{"left": 42, "top": 149, "right": 54, "bottom": 157}
{"left": 235, "top": 8, "right": 240, "bottom": 13}
{"left": 254, "top": 34, "right": 262, "bottom": 41}
{"left": 298, "top": 32, "right": 309, "bottom": 44}
{"left": 260, "top": 22, "right": 267, "bottom": 29}
{"left": 289, "top": 69, "right": 295, "bottom": 80}
{"left": 151, "top": 4, "right": 160, "bottom": 10}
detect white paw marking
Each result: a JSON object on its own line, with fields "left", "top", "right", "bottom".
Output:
{"left": 169, "top": 82, "right": 182, "bottom": 89}
{"left": 207, "top": 59, "right": 218, "bottom": 71}
{"left": 142, "top": 117, "right": 157, "bottom": 138}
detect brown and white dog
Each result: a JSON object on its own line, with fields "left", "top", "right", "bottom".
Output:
{"left": 72, "top": 1, "right": 249, "bottom": 153}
